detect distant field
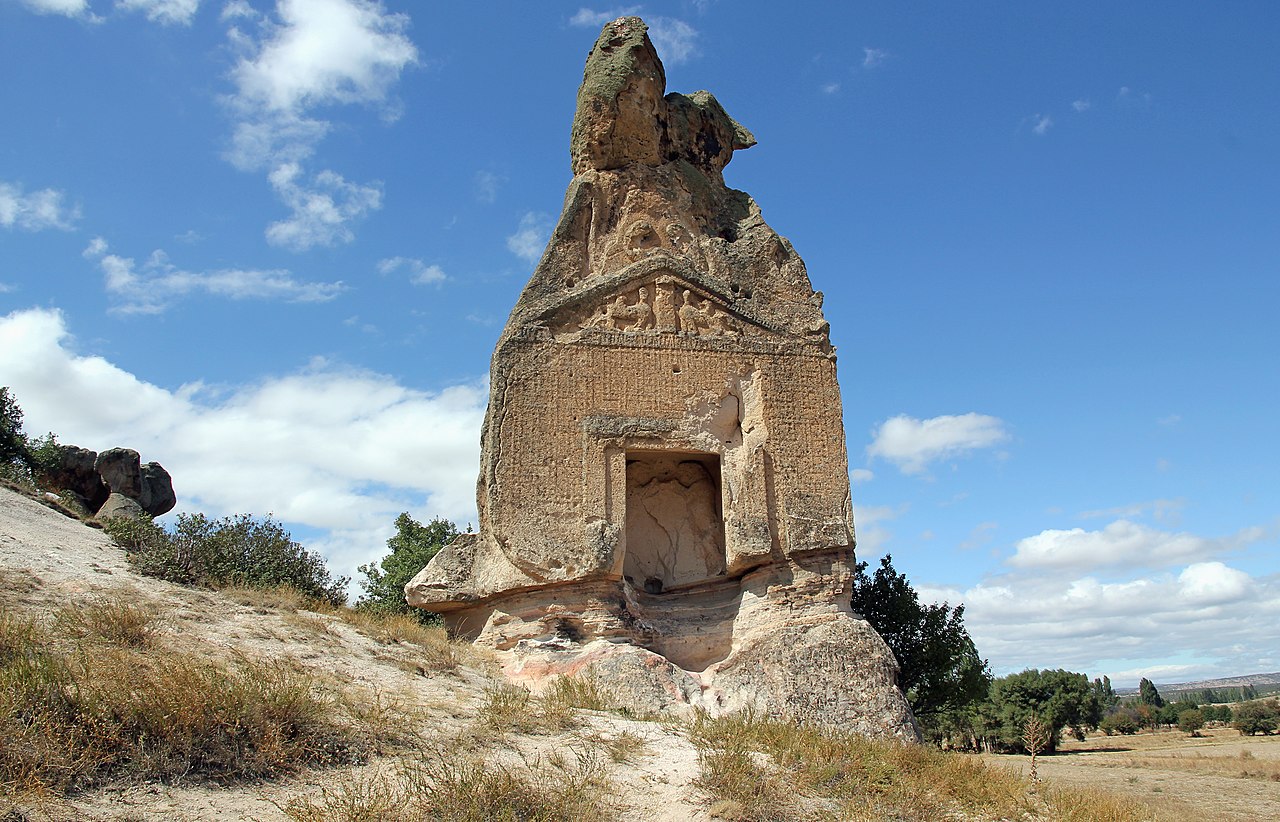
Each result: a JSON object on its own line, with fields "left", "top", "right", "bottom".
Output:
{"left": 983, "top": 727, "right": 1280, "bottom": 822}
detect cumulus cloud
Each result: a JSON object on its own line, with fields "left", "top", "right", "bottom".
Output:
{"left": 849, "top": 468, "right": 873, "bottom": 484}
{"left": 86, "top": 241, "right": 344, "bottom": 313}
{"left": 264, "top": 163, "right": 382, "bottom": 251}
{"left": 506, "top": 212, "right": 551, "bottom": 263}
{"left": 1009, "top": 519, "right": 1266, "bottom": 571}
{"left": 1032, "top": 114, "right": 1052, "bottom": 135}
{"left": 568, "top": 8, "right": 697, "bottom": 65}
{"left": 0, "top": 181, "right": 80, "bottom": 231}
{"left": 862, "top": 47, "right": 887, "bottom": 68}
{"left": 866, "top": 412, "right": 1009, "bottom": 475}
{"left": 223, "top": 0, "right": 417, "bottom": 247}
{"left": 0, "top": 307, "right": 485, "bottom": 588}
{"left": 117, "top": 0, "right": 200, "bottom": 25}
{"left": 377, "top": 256, "right": 445, "bottom": 285}
{"left": 1072, "top": 98, "right": 1091, "bottom": 112}
{"left": 919, "top": 551, "right": 1280, "bottom": 685}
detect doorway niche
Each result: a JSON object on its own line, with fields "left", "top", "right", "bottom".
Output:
{"left": 622, "top": 450, "right": 727, "bottom": 593}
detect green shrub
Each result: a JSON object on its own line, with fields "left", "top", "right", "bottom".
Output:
{"left": 106, "top": 512, "right": 348, "bottom": 606}
{"left": 1232, "top": 700, "right": 1278, "bottom": 736}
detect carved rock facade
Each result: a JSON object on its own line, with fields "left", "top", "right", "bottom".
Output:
{"left": 407, "top": 17, "right": 916, "bottom": 739}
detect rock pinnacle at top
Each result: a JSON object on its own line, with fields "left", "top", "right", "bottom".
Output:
{"left": 570, "top": 16, "right": 756, "bottom": 177}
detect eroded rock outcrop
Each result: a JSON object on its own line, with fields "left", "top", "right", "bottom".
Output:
{"left": 407, "top": 17, "right": 916, "bottom": 738}
{"left": 42, "top": 444, "right": 175, "bottom": 519}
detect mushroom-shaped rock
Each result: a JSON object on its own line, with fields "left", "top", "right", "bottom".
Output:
{"left": 94, "top": 448, "right": 142, "bottom": 498}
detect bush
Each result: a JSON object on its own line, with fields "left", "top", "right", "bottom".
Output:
{"left": 106, "top": 512, "right": 348, "bottom": 606}
{"left": 1099, "top": 707, "right": 1141, "bottom": 736}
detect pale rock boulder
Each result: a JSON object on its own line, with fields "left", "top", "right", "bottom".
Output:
{"left": 408, "top": 16, "right": 916, "bottom": 739}
{"left": 95, "top": 492, "right": 146, "bottom": 521}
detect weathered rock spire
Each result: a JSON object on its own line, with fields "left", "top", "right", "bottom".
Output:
{"left": 407, "top": 16, "right": 917, "bottom": 739}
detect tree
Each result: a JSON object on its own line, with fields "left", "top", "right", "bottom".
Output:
{"left": 1138, "top": 677, "right": 1165, "bottom": 709}
{"left": 1092, "top": 676, "right": 1119, "bottom": 713}
{"left": 850, "top": 554, "right": 991, "bottom": 725}
{"left": 986, "top": 668, "right": 1102, "bottom": 753}
{"left": 1178, "top": 709, "right": 1205, "bottom": 736}
{"left": 1232, "top": 700, "right": 1278, "bottom": 736}
{"left": 357, "top": 513, "right": 460, "bottom": 620}
{"left": 1, "top": 387, "right": 32, "bottom": 473}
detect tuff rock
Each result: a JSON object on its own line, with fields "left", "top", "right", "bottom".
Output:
{"left": 407, "top": 16, "right": 917, "bottom": 739}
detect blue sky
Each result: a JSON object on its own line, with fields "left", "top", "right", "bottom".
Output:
{"left": 1, "top": 0, "right": 1277, "bottom": 688}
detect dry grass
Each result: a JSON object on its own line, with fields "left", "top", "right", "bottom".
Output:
{"left": 282, "top": 744, "right": 618, "bottom": 822}
{"left": 0, "top": 602, "right": 366, "bottom": 797}
{"left": 689, "top": 712, "right": 1171, "bottom": 822}
{"left": 53, "top": 596, "right": 161, "bottom": 647}
{"left": 1104, "top": 749, "right": 1280, "bottom": 782}
{"left": 341, "top": 610, "right": 462, "bottom": 673}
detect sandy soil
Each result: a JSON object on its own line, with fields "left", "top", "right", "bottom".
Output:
{"left": 984, "top": 728, "right": 1280, "bottom": 822}
{"left": 0, "top": 486, "right": 715, "bottom": 821}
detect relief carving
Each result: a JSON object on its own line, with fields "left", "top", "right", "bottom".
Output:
{"left": 577, "top": 277, "right": 741, "bottom": 337}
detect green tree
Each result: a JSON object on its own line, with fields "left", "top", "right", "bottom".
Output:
{"left": 1178, "top": 709, "right": 1205, "bottom": 736}
{"left": 1232, "top": 700, "right": 1278, "bottom": 736}
{"left": 1138, "top": 677, "right": 1165, "bottom": 709}
{"left": 986, "top": 669, "right": 1102, "bottom": 753}
{"left": 850, "top": 554, "right": 991, "bottom": 726}
{"left": 1, "top": 386, "right": 33, "bottom": 475}
{"left": 1092, "top": 676, "right": 1119, "bottom": 713}
{"left": 357, "top": 513, "right": 460, "bottom": 620}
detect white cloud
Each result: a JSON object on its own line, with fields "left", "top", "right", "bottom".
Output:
{"left": 646, "top": 18, "right": 697, "bottom": 65}
{"left": 224, "top": 0, "right": 417, "bottom": 247}
{"left": 0, "top": 181, "right": 80, "bottom": 231}
{"left": 820, "top": 82, "right": 840, "bottom": 95}
{"left": 473, "top": 170, "right": 503, "bottom": 204}
{"left": 567, "top": 9, "right": 697, "bottom": 65}
{"left": 506, "top": 212, "right": 551, "bottom": 263}
{"left": 849, "top": 468, "right": 873, "bottom": 484}
{"left": 220, "top": 0, "right": 256, "bottom": 20}
{"left": 866, "top": 412, "right": 1009, "bottom": 475}
{"left": 264, "top": 163, "right": 382, "bottom": 251}
{"left": 1072, "top": 98, "right": 1091, "bottom": 112}
{"left": 920, "top": 551, "right": 1280, "bottom": 685}
{"left": 15, "top": 0, "right": 93, "bottom": 17}
{"left": 82, "top": 236, "right": 109, "bottom": 257}
{"left": 1078, "top": 498, "right": 1184, "bottom": 524}
{"left": 0, "top": 282, "right": 16, "bottom": 294}
{"left": 116, "top": 0, "right": 200, "bottom": 25}
{"left": 568, "top": 7, "right": 641, "bottom": 28}
{"left": 1010, "top": 519, "right": 1266, "bottom": 572}
{"left": 1032, "top": 114, "right": 1052, "bottom": 135}
{"left": 862, "top": 47, "right": 887, "bottom": 68}
{"left": 91, "top": 246, "right": 344, "bottom": 313}
{"left": 377, "top": 256, "right": 445, "bottom": 285}
{"left": 0, "top": 307, "right": 485, "bottom": 591}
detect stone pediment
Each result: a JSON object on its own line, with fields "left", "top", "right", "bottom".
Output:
{"left": 541, "top": 258, "right": 783, "bottom": 344}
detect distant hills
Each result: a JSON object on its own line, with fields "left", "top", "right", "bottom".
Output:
{"left": 1115, "top": 671, "right": 1280, "bottom": 696}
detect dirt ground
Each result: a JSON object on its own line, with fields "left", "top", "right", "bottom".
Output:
{"left": 983, "top": 727, "right": 1280, "bottom": 822}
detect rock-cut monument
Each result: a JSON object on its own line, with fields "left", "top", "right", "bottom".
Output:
{"left": 408, "top": 16, "right": 917, "bottom": 738}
